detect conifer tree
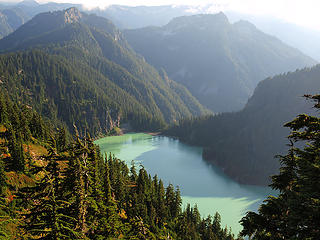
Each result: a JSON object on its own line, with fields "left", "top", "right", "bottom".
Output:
{"left": 240, "top": 95, "right": 320, "bottom": 239}
{"left": 212, "top": 212, "right": 222, "bottom": 237}
{"left": 0, "top": 145, "right": 9, "bottom": 240}
{"left": 21, "top": 138, "right": 79, "bottom": 239}
{"left": 0, "top": 152, "right": 6, "bottom": 195}
{"left": 130, "top": 161, "right": 138, "bottom": 182}
{"left": 62, "top": 135, "right": 88, "bottom": 238}
{"left": 127, "top": 161, "right": 139, "bottom": 220}
{"left": 56, "top": 127, "right": 68, "bottom": 153}
{"left": 102, "top": 154, "right": 122, "bottom": 238}
{"left": 0, "top": 93, "right": 8, "bottom": 124}
{"left": 136, "top": 167, "right": 148, "bottom": 220}
{"left": 192, "top": 205, "right": 201, "bottom": 227}
{"left": 7, "top": 127, "right": 25, "bottom": 172}
{"left": 165, "top": 184, "right": 175, "bottom": 219}
{"left": 173, "top": 186, "right": 182, "bottom": 219}
{"left": 156, "top": 179, "right": 167, "bottom": 225}
{"left": 86, "top": 137, "right": 105, "bottom": 238}
{"left": 128, "top": 216, "right": 155, "bottom": 240}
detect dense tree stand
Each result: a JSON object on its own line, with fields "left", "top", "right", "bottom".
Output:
{"left": 240, "top": 95, "right": 320, "bottom": 240}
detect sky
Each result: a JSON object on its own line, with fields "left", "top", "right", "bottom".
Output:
{"left": 2, "top": 0, "right": 320, "bottom": 31}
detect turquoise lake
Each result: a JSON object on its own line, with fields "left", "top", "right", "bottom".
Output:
{"left": 95, "top": 133, "right": 275, "bottom": 234}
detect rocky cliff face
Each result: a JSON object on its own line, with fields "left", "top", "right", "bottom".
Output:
{"left": 124, "top": 13, "right": 317, "bottom": 112}
{"left": 64, "top": 7, "right": 82, "bottom": 24}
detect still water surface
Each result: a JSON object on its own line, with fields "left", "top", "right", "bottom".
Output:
{"left": 95, "top": 133, "right": 275, "bottom": 234}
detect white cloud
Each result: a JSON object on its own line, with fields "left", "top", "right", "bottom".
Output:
{"left": 3, "top": 0, "right": 320, "bottom": 31}
{"left": 229, "top": 0, "right": 320, "bottom": 31}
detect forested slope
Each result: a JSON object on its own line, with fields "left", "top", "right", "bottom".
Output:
{"left": 167, "top": 65, "right": 320, "bottom": 185}
{"left": 0, "top": 90, "right": 237, "bottom": 240}
{"left": 125, "top": 13, "right": 317, "bottom": 112}
{"left": 0, "top": 8, "right": 29, "bottom": 38}
{"left": 0, "top": 8, "right": 208, "bottom": 135}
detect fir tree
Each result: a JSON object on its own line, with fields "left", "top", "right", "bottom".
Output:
{"left": 7, "top": 127, "right": 25, "bottom": 172}
{"left": 240, "top": 94, "right": 320, "bottom": 239}
{"left": 173, "top": 186, "right": 182, "bottom": 219}
{"left": 56, "top": 127, "right": 68, "bottom": 153}
{"left": 21, "top": 138, "right": 80, "bottom": 239}
{"left": 102, "top": 154, "right": 122, "bottom": 238}
{"left": 62, "top": 135, "right": 88, "bottom": 238}
{"left": 0, "top": 145, "right": 9, "bottom": 240}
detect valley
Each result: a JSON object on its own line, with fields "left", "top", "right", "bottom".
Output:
{"left": 95, "top": 133, "right": 275, "bottom": 234}
{"left": 0, "top": 1, "right": 319, "bottom": 239}
{"left": 167, "top": 65, "right": 320, "bottom": 185}
{"left": 124, "top": 13, "right": 316, "bottom": 112}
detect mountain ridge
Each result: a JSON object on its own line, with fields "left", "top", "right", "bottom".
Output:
{"left": 0, "top": 7, "right": 208, "bottom": 135}
{"left": 124, "top": 13, "right": 316, "bottom": 112}
{"left": 166, "top": 64, "right": 320, "bottom": 185}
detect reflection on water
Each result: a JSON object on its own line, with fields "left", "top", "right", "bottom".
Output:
{"left": 95, "top": 133, "right": 275, "bottom": 234}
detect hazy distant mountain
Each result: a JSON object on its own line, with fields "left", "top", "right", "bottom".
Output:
{"left": 1, "top": 2, "right": 319, "bottom": 63}
{"left": 0, "top": 1, "right": 77, "bottom": 38}
{"left": 92, "top": 5, "right": 198, "bottom": 29}
{"left": 16, "top": 1, "right": 78, "bottom": 18}
{"left": 0, "top": 8, "right": 29, "bottom": 38}
{"left": 0, "top": 7, "right": 208, "bottom": 134}
{"left": 125, "top": 13, "right": 316, "bottom": 112}
{"left": 89, "top": 5, "right": 320, "bottom": 62}
{"left": 0, "top": 3, "right": 200, "bottom": 33}
{"left": 17, "top": 0, "right": 39, "bottom": 7}
{"left": 167, "top": 64, "right": 320, "bottom": 185}
{"left": 226, "top": 11, "right": 320, "bottom": 62}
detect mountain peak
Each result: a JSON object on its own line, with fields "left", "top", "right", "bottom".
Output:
{"left": 233, "top": 20, "right": 259, "bottom": 36}
{"left": 18, "top": 0, "right": 39, "bottom": 6}
{"left": 234, "top": 20, "right": 256, "bottom": 29}
{"left": 166, "top": 12, "right": 229, "bottom": 31}
{"left": 64, "top": 7, "right": 82, "bottom": 24}
{"left": 192, "top": 12, "right": 229, "bottom": 24}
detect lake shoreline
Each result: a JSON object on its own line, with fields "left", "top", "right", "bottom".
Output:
{"left": 145, "top": 132, "right": 161, "bottom": 136}
{"left": 96, "top": 131, "right": 269, "bottom": 187}
{"left": 95, "top": 133, "right": 274, "bottom": 235}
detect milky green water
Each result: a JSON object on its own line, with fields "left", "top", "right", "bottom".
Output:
{"left": 95, "top": 133, "right": 275, "bottom": 234}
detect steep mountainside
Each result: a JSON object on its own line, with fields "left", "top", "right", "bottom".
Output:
{"left": 1, "top": 2, "right": 319, "bottom": 63}
{"left": 92, "top": 4, "right": 197, "bottom": 29}
{"left": 0, "top": 8, "right": 208, "bottom": 135}
{"left": 226, "top": 11, "right": 320, "bottom": 62}
{"left": 0, "top": 89, "right": 235, "bottom": 239}
{"left": 0, "top": 8, "right": 29, "bottom": 38}
{"left": 166, "top": 65, "right": 320, "bottom": 185}
{"left": 124, "top": 13, "right": 317, "bottom": 112}
{"left": 92, "top": 4, "right": 320, "bottom": 62}
{"left": 0, "top": 1, "right": 77, "bottom": 39}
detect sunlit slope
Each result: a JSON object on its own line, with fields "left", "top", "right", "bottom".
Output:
{"left": 0, "top": 8, "right": 208, "bottom": 134}
{"left": 125, "top": 13, "right": 317, "bottom": 112}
